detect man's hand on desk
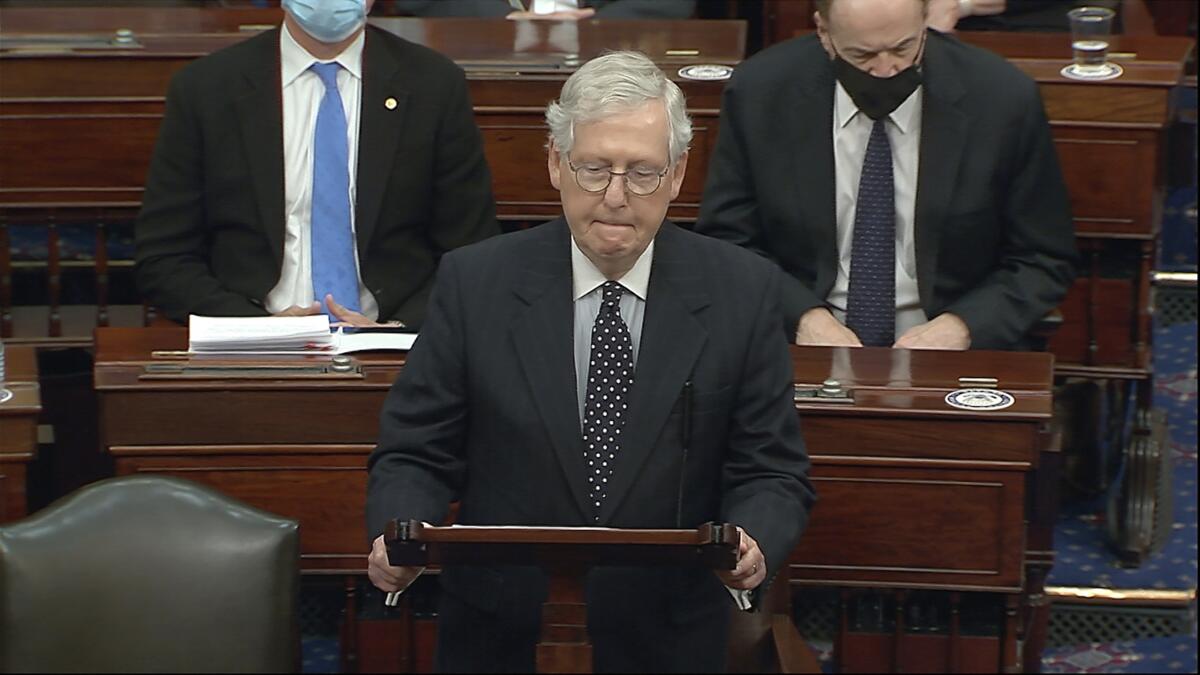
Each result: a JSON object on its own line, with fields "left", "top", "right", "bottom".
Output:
{"left": 323, "top": 294, "right": 383, "bottom": 327}
{"left": 796, "top": 307, "right": 864, "bottom": 347}
{"left": 715, "top": 526, "right": 766, "bottom": 591}
{"left": 368, "top": 533, "right": 424, "bottom": 596}
{"left": 927, "top": 0, "right": 1006, "bottom": 32}
{"left": 506, "top": 8, "right": 595, "bottom": 20}
{"left": 893, "top": 313, "right": 971, "bottom": 350}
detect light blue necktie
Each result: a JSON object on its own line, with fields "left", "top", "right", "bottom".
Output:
{"left": 310, "top": 62, "right": 361, "bottom": 314}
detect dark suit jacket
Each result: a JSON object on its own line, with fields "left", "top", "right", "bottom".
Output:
{"left": 135, "top": 25, "right": 498, "bottom": 326}
{"left": 386, "top": 0, "right": 696, "bottom": 19}
{"left": 957, "top": 1, "right": 1112, "bottom": 32}
{"left": 366, "top": 218, "right": 814, "bottom": 670}
{"left": 695, "top": 30, "right": 1078, "bottom": 350}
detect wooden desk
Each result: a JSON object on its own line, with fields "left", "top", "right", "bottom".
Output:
{"left": 94, "top": 327, "right": 1057, "bottom": 673}
{"left": 0, "top": 344, "right": 41, "bottom": 522}
{"left": 93, "top": 326, "right": 402, "bottom": 573}
{"left": 2, "top": 12, "right": 1191, "bottom": 367}
{"left": 790, "top": 347, "right": 1057, "bottom": 673}
{"left": 95, "top": 326, "right": 403, "bottom": 672}
{"left": 0, "top": 11, "right": 742, "bottom": 224}
{"left": 0, "top": 10, "right": 741, "bottom": 340}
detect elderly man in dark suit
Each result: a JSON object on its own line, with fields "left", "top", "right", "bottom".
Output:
{"left": 366, "top": 51, "right": 814, "bottom": 672}
{"left": 696, "top": 0, "right": 1077, "bottom": 351}
{"left": 135, "top": 0, "right": 497, "bottom": 327}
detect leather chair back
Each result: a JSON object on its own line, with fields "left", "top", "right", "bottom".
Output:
{"left": 0, "top": 475, "right": 299, "bottom": 673}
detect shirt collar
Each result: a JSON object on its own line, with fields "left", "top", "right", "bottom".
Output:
{"left": 571, "top": 237, "right": 653, "bottom": 302}
{"left": 834, "top": 80, "right": 922, "bottom": 135}
{"left": 280, "top": 21, "right": 365, "bottom": 88}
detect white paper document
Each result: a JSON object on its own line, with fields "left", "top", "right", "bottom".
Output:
{"left": 187, "top": 315, "right": 418, "bottom": 354}
{"left": 189, "top": 315, "right": 333, "bottom": 352}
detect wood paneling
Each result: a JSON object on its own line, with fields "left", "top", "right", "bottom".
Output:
{"left": 0, "top": 345, "right": 41, "bottom": 522}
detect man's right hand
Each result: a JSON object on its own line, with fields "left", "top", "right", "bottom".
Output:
{"left": 273, "top": 302, "right": 322, "bottom": 317}
{"left": 367, "top": 534, "right": 424, "bottom": 594}
{"left": 796, "top": 307, "right": 863, "bottom": 347}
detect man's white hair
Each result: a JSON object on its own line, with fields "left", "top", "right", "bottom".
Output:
{"left": 545, "top": 51, "right": 692, "bottom": 165}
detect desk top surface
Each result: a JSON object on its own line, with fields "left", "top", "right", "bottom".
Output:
{"left": 0, "top": 11, "right": 746, "bottom": 72}
{"left": 94, "top": 327, "right": 1053, "bottom": 419}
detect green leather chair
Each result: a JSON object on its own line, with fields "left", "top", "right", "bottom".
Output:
{"left": 0, "top": 475, "right": 300, "bottom": 673}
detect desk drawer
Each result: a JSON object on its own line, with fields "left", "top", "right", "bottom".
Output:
{"left": 100, "top": 389, "right": 388, "bottom": 445}
{"left": 113, "top": 446, "right": 369, "bottom": 573}
{"left": 791, "top": 463, "right": 1026, "bottom": 591}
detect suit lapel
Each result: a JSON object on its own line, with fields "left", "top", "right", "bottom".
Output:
{"left": 509, "top": 220, "right": 593, "bottom": 521}
{"left": 600, "top": 224, "right": 709, "bottom": 524}
{"left": 234, "top": 29, "right": 286, "bottom": 269}
{"left": 792, "top": 61, "right": 840, "bottom": 297}
{"left": 355, "top": 26, "right": 408, "bottom": 257}
{"left": 914, "top": 33, "right": 968, "bottom": 310}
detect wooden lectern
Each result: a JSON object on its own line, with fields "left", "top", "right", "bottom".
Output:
{"left": 384, "top": 520, "right": 739, "bottom": 673}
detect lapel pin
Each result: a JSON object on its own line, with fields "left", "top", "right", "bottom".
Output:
{"left": 385, "top": 97, "right": 398, "bottom": 110}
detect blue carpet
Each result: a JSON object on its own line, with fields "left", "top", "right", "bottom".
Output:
{"left": 1042, "top": 634, "right": 1198, "bottom": 673}
{"left": 1049, "top": 321, "right": 1198, "bottom": 590}
{"left": 302, "top": 635, "right": 341, "bottom": 674}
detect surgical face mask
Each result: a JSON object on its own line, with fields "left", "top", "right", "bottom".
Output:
{"left": 283, "top": 0, "right": 367, "bottom": 44}
{"left": 830, "top": 33, "right": 925, "bottom": 120}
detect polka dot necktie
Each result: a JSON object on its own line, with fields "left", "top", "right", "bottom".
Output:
{"left": 582, "top": 281, "right": 634, "bottom": 522}
{"left": 845, "top": 118, "right": 896, "bottom": 347}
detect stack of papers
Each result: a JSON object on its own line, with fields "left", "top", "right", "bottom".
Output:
{"left": 189, "top": 315, "right": 333, "bottom": 353}
{"left": 187, "top": 315, "right": 419, "bottom": 354}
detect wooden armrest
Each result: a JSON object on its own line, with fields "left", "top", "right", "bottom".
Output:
{"left": 770, "top": 614, "right": 822, "bottom": 674}
{"left": 1027, "top": 308, "right": 1064, "bottom": 351}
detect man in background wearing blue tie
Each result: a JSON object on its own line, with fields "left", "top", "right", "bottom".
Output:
{"left": 135, "top": 0, "right": 498, "bottom": 328}
{"left": 696, "top": 0, "right": 1077, "bottom": 350}
{"left": 365, "top": 51, "right": 814, "bottom": 672}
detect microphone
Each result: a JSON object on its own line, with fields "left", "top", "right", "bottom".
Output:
{"left": 676, "top": 380, "right": 693, "bottom": 529}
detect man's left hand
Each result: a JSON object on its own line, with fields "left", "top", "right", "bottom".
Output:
{"left": 324, "top": 293, "right": 382, "bottom": 327}
{"left": 716, "top": 526, "right": 767, "bottom": 591}
{"left": 893, "top": 313, "right": 971, "bottom": 350}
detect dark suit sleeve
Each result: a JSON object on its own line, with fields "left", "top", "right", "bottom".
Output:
{"left": 696, "top": 79, "right": 828, "bottom": 336}
{"left": 135, "top": 71, "right": 266, "bottom": 321}
{"left": 366, "top": 253, "right": 469, "bottom": 540}
{"left": 942, "top": 85, "right": 1077, "bottom": 349}
{"left": 589, "top": 0, "right": 696, "bottom": 18}
{"left": 719, "top": 264, "right": 816, "bottom": 583}
{"left": 385, "top": 0, "right": 512, "bottom": 17}
{"left": 387, "top": 66, "right": 499, "bottom": 325}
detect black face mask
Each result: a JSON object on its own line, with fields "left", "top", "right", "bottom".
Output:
{"left": 831, "top": 35, "right": 925, "bottom": 120}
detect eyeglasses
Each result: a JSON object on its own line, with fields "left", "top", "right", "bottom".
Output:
{"left": 567, "top": 159, "right": 669, "bottom": 197}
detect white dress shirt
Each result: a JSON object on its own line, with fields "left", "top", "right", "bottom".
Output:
{"left": 531, "top": 0, "right": 579, "bottom": 13}
{"left": 826, "top": 82, "right": 927, "bottom": 340}
{"left": 571, "top": 237, "right": 651, "bottom": 421}
{"left": 266, "top": 22, "right": 380, "bottom": 320}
